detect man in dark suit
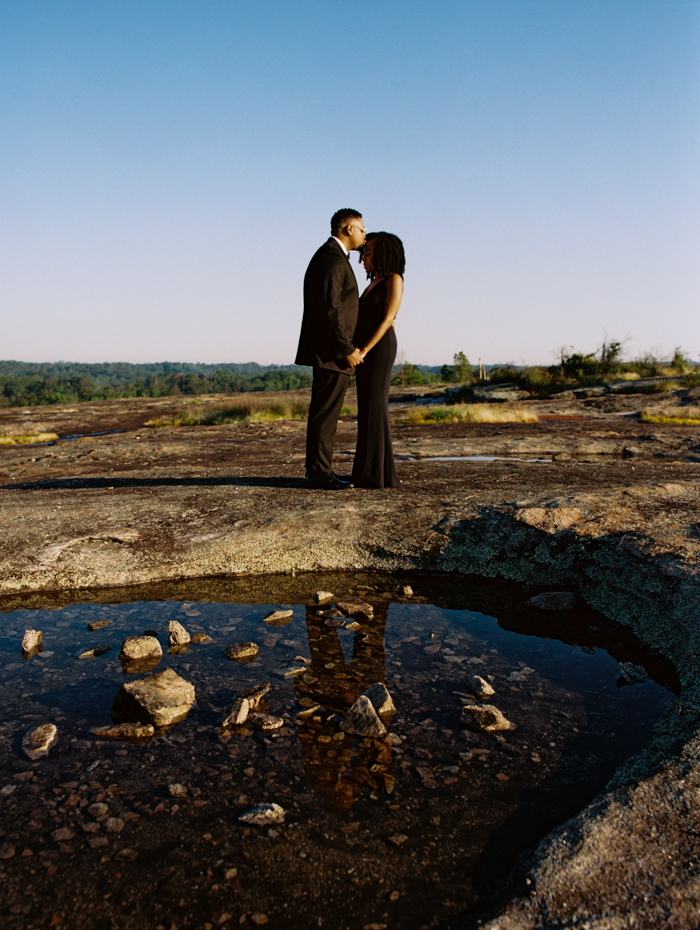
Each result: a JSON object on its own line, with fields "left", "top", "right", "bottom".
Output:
{"left": 295, "top": 209, "right": 366, "bottom": 489}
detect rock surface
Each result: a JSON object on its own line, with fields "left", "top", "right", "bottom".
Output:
{"left": 1, "top": 390, "right": 700, "bottom": 928}
{"left": 22, "top": 723, "right": 58, "bottom": 760}
{"left": 238, "top": 803, "right": 286, "bottom": 826}
{"left": 111, "top": 668, "right": 196, "bottom": 727}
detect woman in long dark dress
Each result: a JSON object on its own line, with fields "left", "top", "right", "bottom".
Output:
{"left": 352, "top": 232, "right": 405, "bottom": 489}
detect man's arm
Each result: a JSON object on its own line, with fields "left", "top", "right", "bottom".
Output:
{"left": 319, "top": 256, "right": 356, "bottom": 359}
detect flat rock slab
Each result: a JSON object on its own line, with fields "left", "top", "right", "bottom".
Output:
{"left": 111, "top": 668, "right": 195, "bottom": 727}
{"left": 224, "top": 642, "right": 259, "bottom": 661}
{"left": 91, "top": 723, "right": 155, "bottom": 741}
{"left": 261, "top": 609, "right": 294, "bottom": 626}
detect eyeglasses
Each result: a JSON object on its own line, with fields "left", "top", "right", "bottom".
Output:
{"left": 349, "top": 224, "right": 367, "bottom": 234}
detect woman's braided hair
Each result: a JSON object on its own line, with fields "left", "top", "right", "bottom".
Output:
{"left": 359, "top": 232, "right": 405, "bottom": 280}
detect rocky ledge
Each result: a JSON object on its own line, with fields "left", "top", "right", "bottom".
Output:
{"left": 0, "top": 391, "right": 699, "bottom": 928}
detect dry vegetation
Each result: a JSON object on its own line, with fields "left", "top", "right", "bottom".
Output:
{"left": 0, "top": 432, "right": 59, "bottom": 444}
{"left": 397, "top": 403, "right": 538, "bottom": 425}
{"left": 145, "top": 392, "right": 357, "bottom": 428}
{"left": 641, "top": 407, "right": 700, "bottom": 426}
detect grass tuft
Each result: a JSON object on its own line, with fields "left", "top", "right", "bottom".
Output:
{"left": 397, "top": 403, "right": 538, "bottom": 425}
{"left": 641, "top": 408, "right": 700, "bottom": 425}
{"left": 0, "top": 433, "right": 59, "bottom": 444}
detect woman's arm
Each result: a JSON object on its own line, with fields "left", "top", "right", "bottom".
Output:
{"left": 359, "top": 274, "right": 404, "bottom": 358}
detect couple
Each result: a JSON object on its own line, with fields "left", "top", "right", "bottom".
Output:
{"left": 295, "top": 208, "right": 405, "bottom": 490}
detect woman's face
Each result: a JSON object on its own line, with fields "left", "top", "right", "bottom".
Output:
{"left": 362, "top": 239, "right": 377, "bottom": 275}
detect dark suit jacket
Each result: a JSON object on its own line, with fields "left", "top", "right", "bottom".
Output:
{"left": 295, "top": 238, "right": 359, "bottom": 372}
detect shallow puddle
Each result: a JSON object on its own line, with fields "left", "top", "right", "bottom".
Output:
{"left": 0, "top": 574, "right": 676, "bottom": 930}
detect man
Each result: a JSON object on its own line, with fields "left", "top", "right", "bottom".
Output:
{"left": 295, "top": 209, "right": 366, "bottom": 489}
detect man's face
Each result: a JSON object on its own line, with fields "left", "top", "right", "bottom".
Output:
{"left": 345, "top": 218, "right": 366, "bottom": 251}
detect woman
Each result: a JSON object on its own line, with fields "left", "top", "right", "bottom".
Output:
{"left": 351, "top": 232, "right": 405, "bottom": 488}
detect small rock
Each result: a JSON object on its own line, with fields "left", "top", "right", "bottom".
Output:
{"left": 341, "top": 695, "right": 387, "bottom": 738}
{"left": 312, "top": 591, "right": 334, "bottom": 605}
{"left": 119, "top": 635, "right": 163, "bottom": 661}
{"left": 87, "top": 619, "right": 111, "bottom": 632}
{"left": 397, "top": 585, "right": 413, "bottom": 597}
{"left": 105, "top": 817, "right": 124, "bottom": 833}
{"left": 387, "top": 834, "right": 408, "bottom": 846}
{"left": 82, "top": 822, "right": 100, "bottom": 834}
{"left": 0, "top": 785, "right": 17, "bottom": 797}
{"left": 324, "top": 617, "right": 345, "bottom": 628}
{"left": 276, "top": 664, "right": 307, "bottom": 678}
{"left": 169, "top": 620, "right": 191, "bottom": 647}
{"left": 223, "top": 642, "right": 259, "bottom": 661}
{"left": 52, "top": 827, "right": 75, "bottom": 842}
{"left": 507, "top": 671, "right": 527, "bottom": 682}
{"left": 224, "top": 867, "right": 238, "bottom": 880}
{"left": 262, "top": 609, "right": 294, "bottom": 626}
{"left": 343, "top": 621, "right": 362, "bottom": 632}
{"left": 111, "top": 668, "right": 196, "bottom": 727}
{"left": 336, "top": 598, "right": 374, "bottom": 620}
{"left": 238, "top": 803, "right": 286, "bottom": 826}
{"left": 251, "top": 915, "right": 269, "bottom": 926}
{"left": 22, "top": 724, "right": 58, "bottom": 760}
{"left": 221, "top": 697, "right": 250, "bottom": 727}
{"left": 191, "top": 633, "right": 213, "bottom": 644}
{"left": 362, "top": 682, "right": 396, "bottom": 719}
{"left": 0, "top": 843, "right": 15, "bottom": 859}
{"left": 239, "top": 681, "right": 271, "bottom": 709}
{"left": 169, "top": 783, "right": 188, "bottom": 798}
{"left": 461, "top": 704, "right": 515, "bottom": 733}
{"left": 525, "top": 591, "right": 577, "bottom": 610}
{"left": 89, "top": 836, "right": 109, "bottom": 849}
{"left": 618, "top": 661, "right": 649, "bottom": 684}
{"left": 91, "top": 723, "right": 155, "bottom": 741}
{"left": 78, "top": 645, "right": 111, "bottom": 659}
{"left": 21, "top": 629, "right": 42, "bottom": 654}
{"left": 465, "top": 675, "right": 495, "bottom": 699}
{"left": 248, "top": 713, "right": 284, "bottom": 731}
{"left": 88, "top": 803, "right": 109, "bottom": 818}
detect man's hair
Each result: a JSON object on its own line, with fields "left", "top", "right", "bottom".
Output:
{"left": 359, "top": 232, "right": 406, "bottom": 280}
{"left": 331, "top": 208, "right": 362, "bottom": 234}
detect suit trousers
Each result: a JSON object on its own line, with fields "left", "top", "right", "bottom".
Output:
{"left": 305, "top": 367, "right": 349, "bottom": 475}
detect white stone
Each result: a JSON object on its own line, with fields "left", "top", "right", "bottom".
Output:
{"left": 118, "top": 636, "right": 162, "bottom": 661}
{"left": 262, "top": 609, "right": 294, "bottom": 626}
{"left": 239, "top": 803, "right": 286, "bottom": 826}
{"left": 21, "top": 629, "right": 42, "bottom": 653}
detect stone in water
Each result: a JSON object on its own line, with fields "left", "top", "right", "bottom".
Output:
{"left": 21, "top": 629, "right": 42, "bottom": 654}
{"left": 191, "top": 633, "right": 213, "bottom": 644}
{"left": 239, "top": 803, "right": 286, "bottom": 826}
{"left": 461, "top": 704, "right": 514, "bottom": 733}
{"left": 239, "top": 681, "right": 271, "bottom": 709}
{"left": 87, "top": 619, "right": 111, "bottom": 632}
{"left": 465, "top": 674, "right": 495, "bottom": 699}
{"left": 341, "top": 694, "right": 387, "bottom": 738}
{"left": 336, "top": 598, "right": 374, "bottom": 620}
{"left": 313, "top": 591, "right": 334, "bottom": 605}
{"left": 262, "top": 609, "right": 294, "bottom": 627}
{"left": 249, "top": 713, "right": 284, "bottom": 731}
{"left": 169, "top": 620, "right": 190, "bottom": 646}
{"left": 119, "top": 636, "right": 162, "bottom": 661}
{"left": 362, "top": 682, "right": 396, "bottom": 719}
{"left": 111, "top": 667, "right": 195, "bottom": 727}
{"left": 224, "top": 642, "right": 259, "bottom": 661}
{"left": 221, "top": 697, "right": 250, "bottom": 727}
{"left": 91, "top": 723, "right": 155, "bottom": 741}
{"left": 22, "top": 724, "right": 58, "bottom": 760}
{"left": 79, "top": 645, "right": 111, "bottom": 659}
{"left": 618, "top": 661, "right": 649, "bottom": 684}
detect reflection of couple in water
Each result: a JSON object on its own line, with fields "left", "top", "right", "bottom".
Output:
{"left": 296, "top": 209, "right": 404, "bottom": 490}
{"left": 293, "top": 603, "right": 394, "bottom": 814}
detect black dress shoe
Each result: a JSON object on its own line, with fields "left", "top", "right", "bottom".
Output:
{"left": 305, "top": 471, "right": 353, "bottom": 490}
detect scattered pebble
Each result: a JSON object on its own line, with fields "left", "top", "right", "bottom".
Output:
{"left": 262, "top": 609, "right": 294, "bottom": 626}
{"left": 191, "top": 633, "right": 214, "bottom": 644}
{"left": 249, "top": 713, "right": 284, "bottom": 731}
{"left": 21, "top": 629, "right": 42, "bottom": 654}
{"left": 465, "top": 674, "right": 495, "bottom": 699}
{"left": 52, "top": 827, "right": 74, "bottom": 842}
{"left": 239, "top": 681, "right": 271, "bottom": 709}
{"left": 22, "top": 724, "right": 58, "bottom": 760}
{"left": 461, "top": 704, "right": 515, "bottom": 733}
{"left": 169, "top": 783, "right": 188, "bottom": 798}
{"left": 238, "top": 803, "right": 286, "bottom": 826}
{"left": 387, "top": 834, "right": 408, "bottom": 846}
{"left": 223, "top": 642, "right": 259, "bottom": 661}
{"left": 88, "top": 803, "right": 109, "bottom": 818}
{"left": 169, "top": 620, "right": 191, "bottom": 646}
{"left": 78, "top": 645, "right": 111, "bottom": 659}
{"left": 221, "top": 697, "right": 250, "bottom": 727}
{"left": 336, "top": 598, "right": 374, "bottom": 620}
{"left": 87, "top": 619, "right": 111, "bottom": 632}
{"left": 312, "top": 591, "right": 334, "bottom": 605}
{"left": 91, "top": 723, "right": 155, "bottom": 741}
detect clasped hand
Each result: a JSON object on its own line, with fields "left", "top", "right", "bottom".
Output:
{"left": 345, "top": 348, "right": 365, "bottom": 368}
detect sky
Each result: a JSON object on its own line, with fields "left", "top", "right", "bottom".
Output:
{"left": 1, "top": 0, "right": 699, "bottom": 367}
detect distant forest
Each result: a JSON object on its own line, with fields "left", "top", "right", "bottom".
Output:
{"left": 0, "top": 360, "right": 444, "bottom": 406}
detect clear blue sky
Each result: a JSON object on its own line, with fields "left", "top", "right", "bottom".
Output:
{"left": 1, "top": 0, "right": 698, "bottom": 366}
